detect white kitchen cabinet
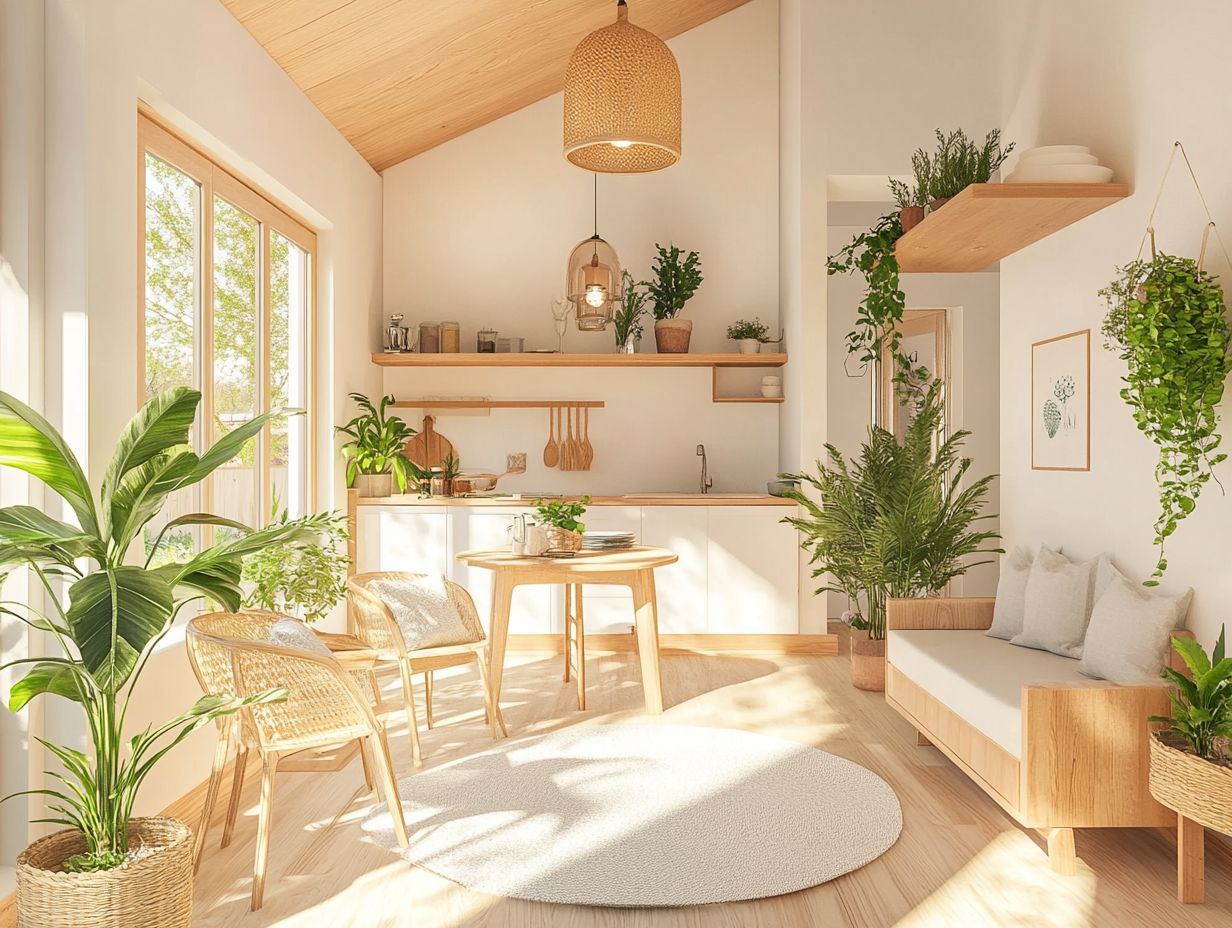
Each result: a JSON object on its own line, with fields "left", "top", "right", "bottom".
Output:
{"left": 356, "top": 506, "right": 449, "bottom": 575}
{"left": 640, "top": 506, "right": 709, "bottom": 633}
{"left": 448, "top": 508, "right": 554, "bottom": 634}
{"left": 572, "top": 506, "right": 641, "bottom": 633}
{"left": 706, "top": 508, "right": 798, "bottom": 633}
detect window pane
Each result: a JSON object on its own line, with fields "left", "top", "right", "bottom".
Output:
{"left": 143, "top": 153, "right": 201, "bottom": 564}
{"left": 270, "top": 230, "right": 309, "bottom": 518}
{"left": 212, "top": 196, "right": 260, "bottom": 535}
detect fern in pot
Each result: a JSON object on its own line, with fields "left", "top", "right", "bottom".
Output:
{"left": 0, "top": 388, "right": 331, "bottom": 928}
{"left": 646, "top": 244, "right": 703, "bottom": 354}
{"left": 336, "top": 392, "right": 423, "bottom": 497}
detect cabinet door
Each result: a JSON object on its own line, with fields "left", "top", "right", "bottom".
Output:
{"left": 571, "top": 507, "right": 642, "bottom": 633}
{"left": 706, "top": 508, "right": 798, "bottom": 633}
{"left": 449, "top": 508, "right": 554, "bottom": 635}
{"left": 356, "top": 507, "right": 449, "bottom": 575}
{"left": 640, "top": 507, "right": 708, "bottom": 633}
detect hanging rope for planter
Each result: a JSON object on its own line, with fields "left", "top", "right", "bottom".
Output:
{"left": 1136, "top": 140, "right": 1232, "bottom": 270}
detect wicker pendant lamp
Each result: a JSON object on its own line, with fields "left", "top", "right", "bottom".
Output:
{"left": 562, "top": 0, "right": 681, "bottom": 174}
{"left": 567, "top": 175, "right": 622, "bottom": 330}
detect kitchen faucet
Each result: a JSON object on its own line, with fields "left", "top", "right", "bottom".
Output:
{"left": 696, "top": 443, "right": 713, "bottom": 494}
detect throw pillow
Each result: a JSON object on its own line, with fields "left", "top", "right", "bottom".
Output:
{"left": 368, "top": 575, "right": 485, "bottom": 650}
{"left": 1081, "top": 575, "right": 1193, "bottom": 682}
{"left": 268, "top": 617, "right": 333, "bottom": 656}
{"left": 1011, "top": 545, "right": 1096, "bottom": 658}
{"left": 987, "top": 545, "right": 1036, "bottom": 640}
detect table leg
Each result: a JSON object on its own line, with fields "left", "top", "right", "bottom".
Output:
{"left": 487, "top": 570, "right": 515, "bottom": 721}
{"left": 630, "top": 569, "right": 664, "bottom": 714}
{"left": 1178, "top": 813, "right": 1205, "bottom": 904}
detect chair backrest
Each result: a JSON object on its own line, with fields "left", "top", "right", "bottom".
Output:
{"left": 187, "top": 611, "right": 376, "bottom": 751}
{"left": 347, "top": 571, "right": 484, "bottom": 655}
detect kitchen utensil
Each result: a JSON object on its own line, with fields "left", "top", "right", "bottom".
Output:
{"left": 562, "top": 406, "right": 576, "bottom": 471}
{"left": 1005, "top": 164, "right": 1114, "bottom": 183}
{"left": 1016, "top": 144, "right": 1091, "bottom": 160}
{"left": 761, "top": 384, "right": 783, "bottom": 398}
{"left": 1014, "top": 151, "right": 1099, "bottom": 167}
{"left": 580, "top": 406, "right": 594, "bottom": 470}
{"left": 405, "top": 415, "right": 455, "bottom": 471}
{"left": 543, "top": 407, "right": 560, "bottom": 468}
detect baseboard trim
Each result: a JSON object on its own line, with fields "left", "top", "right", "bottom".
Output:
{"left": 506, "top": 632, "right": 837, "bottom": 656}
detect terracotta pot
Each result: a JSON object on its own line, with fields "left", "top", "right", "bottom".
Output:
{"left": 850, "top": 629, "right": 886, "bottom": 691}
{"left": 899, "top": 206, "right": 924, "bottom": 232}
{"left": 734, "top": 338, "right": 762, "bottom": 355}
{"left": 928, "top": 196, "right": 951, "bottom": 213}
{"left": 654, "top": 319, "right": 693, "bottom": 353}
{"left": 354, "top": 473, "right": 393, "bottom": 498}
{"left": 16, "top": 817, "right": 193, "bottom": 928}
{"left": 429, "top": 476, "right": 454, "bottom": 497}
{"left": 1149, "top": 733, "right": 1232, "bottom": 835}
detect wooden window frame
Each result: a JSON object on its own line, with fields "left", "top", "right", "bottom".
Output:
{"left": 137, "top": 110, "right": 318, "bottom": 519}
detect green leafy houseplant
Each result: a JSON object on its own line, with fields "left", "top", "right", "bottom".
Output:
{"left": 726, "top": 318, "right": 771, "bottom": 341}
{"left": 920, "top": 128, "right": 1014, "bottom": 203}
{"left": 1151, "top": 628, "right": 1232, "bottom": 763}
{"left": 0, "top": 387, "right": 331, "bottom": 871}
{"left": 533, "top": 497, "right": 590, "bottom": 533}
{"left": 336, "top": 392, "right": 423, "bottom": 494}
{"left": 613, "top": 269, "right": 648, "bottom": 350}
{"left": 782, "top": 382, "right": 1001, "bottom": 641}
{"left": 646, "top": 244, "right": 703, "bottom": 321}
{"left": 1099, "top": 254, "right": 1232, "bottom": 584}
{"left": 242, "top": 498, "right": 350, "bottom": 624}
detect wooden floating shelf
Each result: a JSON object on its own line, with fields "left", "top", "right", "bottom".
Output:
{"left": 372, "top": 352, "right": 788, "bottom": 368}
{"left": 391, "top": 399, "right": 604, "bottom": 409}
{"left": 894, "top": 182, "right": 1130, "bottom": 273}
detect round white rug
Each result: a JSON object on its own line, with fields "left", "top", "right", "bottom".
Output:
{"left": 362, "top": 724, "right": 901, "bottom": 907}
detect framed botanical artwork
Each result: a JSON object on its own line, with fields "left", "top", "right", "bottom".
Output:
{"left": 1031, "top": 329, "right": 1090, "bottom": 471}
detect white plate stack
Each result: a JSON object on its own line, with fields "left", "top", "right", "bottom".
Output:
{"left": 581, "top": 530, "right": 636, "bottom": 552}
{"left": 1004, "top": 145, "right": 1114, "bottom": 184}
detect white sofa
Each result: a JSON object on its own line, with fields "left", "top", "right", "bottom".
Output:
{"left": 884, "top": 597, "right": 1186, "bottom": 874}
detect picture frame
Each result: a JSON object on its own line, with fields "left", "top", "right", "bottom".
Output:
{"left": 1031, "top": 329, "right": 1090, "bottom": 471}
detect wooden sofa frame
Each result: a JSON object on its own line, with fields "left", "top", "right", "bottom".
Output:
{"left": 885, "top": 597, "right": 1190, "bottom": 876}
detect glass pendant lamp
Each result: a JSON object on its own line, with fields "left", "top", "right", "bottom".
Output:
{"left": 567, "top": 175, "right": 622, "bottom": 331}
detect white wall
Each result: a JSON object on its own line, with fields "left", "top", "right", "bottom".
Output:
{"left": 380, "top": 0, "right": 781, "bottom": 495}
{"left": 997, "top": 0, "right": 1232, "bottom": 649}
{"left": 20, "top": 0, "right": 384, "bottom": 830}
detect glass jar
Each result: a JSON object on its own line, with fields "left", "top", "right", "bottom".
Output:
{"left": 477, "top": 328, "right": 498, "bottom": 353}
{"left": 439, "top": 321, "right": 461, "bottom": 353}
{"left": 418, "top": 322, "right": 440, "bottom": 354}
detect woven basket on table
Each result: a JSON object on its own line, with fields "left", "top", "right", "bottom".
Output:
{"left": 544, "top": 527, "right": 584, "bottom": 553}
{"left": 15, "top": 817, "right": 193, "bottom": 928}
{"left": 1148, "top": 733, "right": 1232, "bottom": 835}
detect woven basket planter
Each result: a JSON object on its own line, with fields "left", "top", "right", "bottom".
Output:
{"left": 1149, "top": 734, "right": 1232, "bottom": 836}
{"left": 850, "top": 630, "right": 886, "bottom": 692}
{"left": 15, "top": 817, "right": 193, "bottom": 928}
{"left": 654, "top": 319, "right": 693, "bottom": 353}
{"left": 544, "top": 527, "right": 583, "bottom": 553}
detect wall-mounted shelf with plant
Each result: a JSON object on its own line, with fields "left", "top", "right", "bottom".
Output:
{"left": 336, "top": 392, "right": 425, "bottom": 498}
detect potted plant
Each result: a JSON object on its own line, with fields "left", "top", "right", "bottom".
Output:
{"left": 1148, "top": 628, "right": 1232, "bottom": 839}
{"left": 917, "top": 128, "right": 1014, "bottom": 212}
{"left": 726, "top": 318, "right": 771, "bottom": 355}
{"left": 782, "top": 382, "right": 1001, "bottom": 690}
{"left": 336, "top": 392, "right": 423, "bottom": 497}
{"left": 888, "top": 147, "right": 930, "bottom": 233}
{"left": 646, "top": 243, "right": 703, "bottom": 354}
{"left": 613, "top": 270, "right": 649, "bottom": 354}
{"left": 242, "top": 499, "right": 350, "bottom": 624}
{"left": 533, "top": 496, "right": 590, "bottom": 553}
{"left": 1100, "top": 255, "right": 1232, "bottom": 585}
{"left": 0, "top": 388, "right": 330, "bottom": 928}
{"left": 430, "top": 453, "right": 461, "bottom": 498}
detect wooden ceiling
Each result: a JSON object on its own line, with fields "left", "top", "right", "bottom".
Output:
{"left": 221, "top": 0, "right": 752, "bottom": 172}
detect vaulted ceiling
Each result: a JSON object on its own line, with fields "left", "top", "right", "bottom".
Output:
{"left": 221, "top": 0, "right": 752, "bottom": 172}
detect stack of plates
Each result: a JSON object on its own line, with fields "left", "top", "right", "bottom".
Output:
{"left": 1004, "top": 145, "right": 1114, "bottom": 184}
{"left": 582, "top": 531, "right": 636, "bottom": 551}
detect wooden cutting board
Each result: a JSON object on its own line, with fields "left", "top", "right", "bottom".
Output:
{"left": 404, "top": 415, "right": 455, "bottom": 471}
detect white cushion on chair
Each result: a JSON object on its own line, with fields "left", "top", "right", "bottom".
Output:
{"left": 889, "top": 629, "right": 1088, "bottom": 759}
{"left": 367, "top": 576, "right": 485, "bottom": 650}
{"left": 267, "top": 617, "right": 333, "bottom": 656}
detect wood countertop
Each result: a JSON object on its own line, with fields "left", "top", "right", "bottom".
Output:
{"left": 352, "top": 494, "right": 798, "bottom": 507}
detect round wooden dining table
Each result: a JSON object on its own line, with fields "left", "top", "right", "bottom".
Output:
{"left": 455, "top": 546, "right": 679, "bottom": 720}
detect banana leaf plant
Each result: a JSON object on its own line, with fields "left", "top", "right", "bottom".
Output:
{"left": 0, "top": 387, "right": 333, "bottom": 872}
{"left": 335, "top": 392, "right": 424, "bottom": 493}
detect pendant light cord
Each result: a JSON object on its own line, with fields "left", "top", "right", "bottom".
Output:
{"left": 593, "top": 173, "right": 599, "bottom": 238}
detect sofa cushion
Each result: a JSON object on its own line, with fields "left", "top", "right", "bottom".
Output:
{"left": 1012, "top": 545, "right": 1097, "bottom": 658}
{"left": 889, "top": 629, "right": 1089, "bottom": 759}
{"left": 1081, "top": 574, "right": 1192, "bottom": 682}
{"left": 986, "top": 545, "right": 1036, "bottom": 641}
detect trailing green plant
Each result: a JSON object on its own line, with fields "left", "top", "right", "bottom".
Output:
{"left": 613, "top": 270, "right": 648, "bottom": 347}
{"left": 242, "top": 496, "right": 350, "bottom": 624}
{"left": 920, "top": 128, "right": 1014, "bottom": 201}
{"left": 1150, "top": 627, "right": 1232, "bottom": 764}
{"left": 0, "top": 388, "right": 333, "bottom": 871}
{"left": 1099, "top": 254, "right": 1232, "bottom": 585}
{"left": 533, "top": 496, "right": 590, "bottom": 533}
{"left": 646, "top": 244, "right": 703, "bottom": 320}
{"left": 336, "top": 392, "right": 424, "bottom": 493}
{"left": 726, "top": 318, "right": 771, "bottom": 342}
{"left": 782, "top": 381, "right": 1001, "bottom": 639}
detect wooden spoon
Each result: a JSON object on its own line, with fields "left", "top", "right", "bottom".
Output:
{"left": 580, "top": 407, "right": 594, "bottom": 470}
{"left": 562, "top": 406, "right": 576, "bottom": 471}
{"left": 543, "top": 406, "right": 559, "bottom": 468}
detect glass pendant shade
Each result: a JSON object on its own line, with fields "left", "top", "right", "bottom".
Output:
{"left": 567, "top": 234, "right": 622, "bottom": 331}
{"left": 562, "top": 0, "right": 681, "bottom": 174}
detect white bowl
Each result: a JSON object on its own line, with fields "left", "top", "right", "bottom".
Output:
{"left": 1017, "top": 145, "right": 1091, "bottom": 159}
{"left": 1014, "top": 151, "right": 1099, "bottom": 166}
{"left": 761, "top": 385, "right": 784, "bottom": 398}
{"left": 1005, "top": 164, "right": 1114, "bottom": 183}
{"left": 761, "top": 375, "right": 781, "bottom": 386}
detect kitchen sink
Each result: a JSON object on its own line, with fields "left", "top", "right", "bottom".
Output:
{"left": 623, "top": 492, "right": 766, "bottom": 499}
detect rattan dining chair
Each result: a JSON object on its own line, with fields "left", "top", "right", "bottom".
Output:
{"left": 186, "top": 611, "right": 409, "bottom": 911}
{"left": 348, "top": 572, "right": 507, "bottom": 768}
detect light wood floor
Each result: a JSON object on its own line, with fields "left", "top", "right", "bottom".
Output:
{"left": 191, "top": 638, "right": 1232, "bottom": 927}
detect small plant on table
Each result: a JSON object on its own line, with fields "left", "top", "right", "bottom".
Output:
{"left": 534, "top": 496, "right": 590, "bottom": 552}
